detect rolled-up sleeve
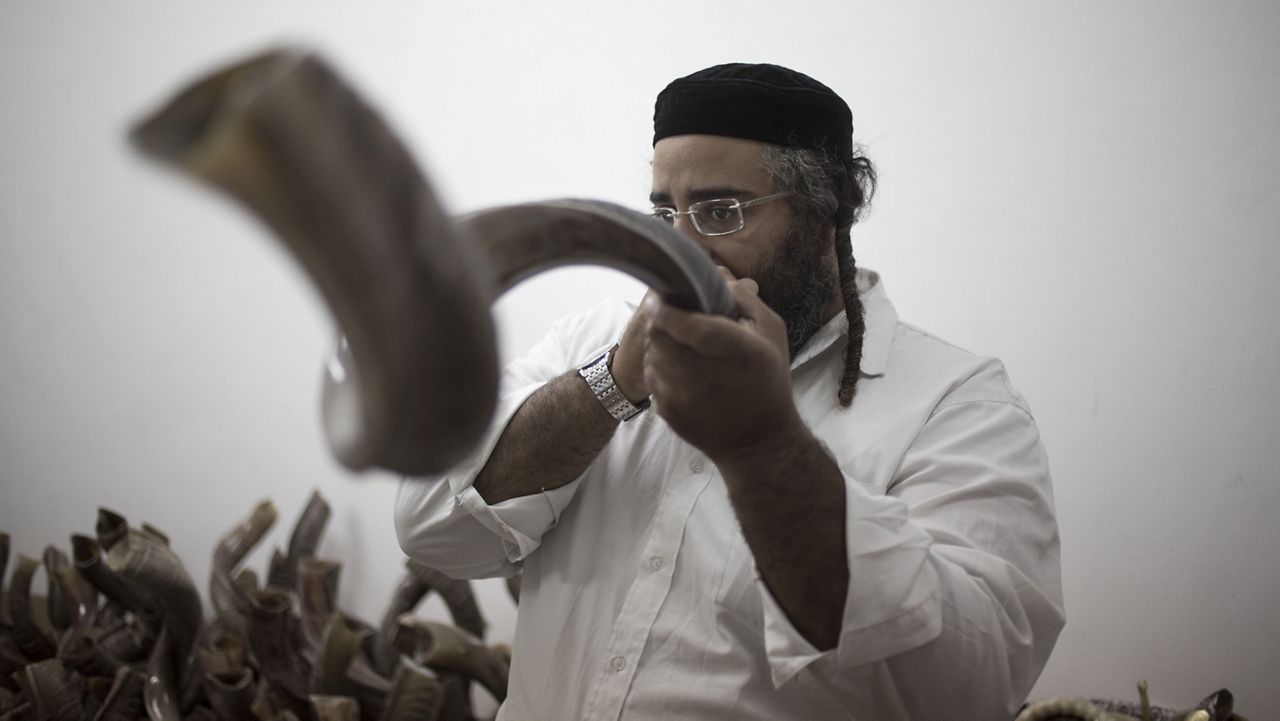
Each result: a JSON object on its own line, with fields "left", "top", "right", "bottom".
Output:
{"left": 394, "top": 299, "right": 631, "bottom": 579}
{"left": 757, "top": 390, "right": 1065, "bottom": 718}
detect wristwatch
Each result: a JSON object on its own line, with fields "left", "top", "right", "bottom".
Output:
{"left": 578, "top": 343, "right": 650, "bottom": 422}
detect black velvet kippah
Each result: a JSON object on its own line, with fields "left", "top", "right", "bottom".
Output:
{"left": 653, "top": 63, "right": 853, "bottom": 157}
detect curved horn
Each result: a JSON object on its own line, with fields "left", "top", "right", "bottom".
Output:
{"left": 130, "top": 49, "right": 499, "bottom": 476}
{"left": 210, "top": 500, "right": 277, "bottom": 635}
{"left": 276, "top": 491, "right": 331, "bottom": 592}
{"left": 8, "top": 556, "right": 56, "bottom": 661}
{"left": 393, "top": 616, "right": 507, "bottom": 703}
{"left": 130, "top": 48, "right": 732, "bottom": 476}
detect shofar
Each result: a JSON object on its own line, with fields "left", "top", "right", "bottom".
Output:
{"left": 130, "top": 48, "right": 733, "bottom": 476}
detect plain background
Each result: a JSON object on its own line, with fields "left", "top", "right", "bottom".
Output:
{"left": 2, "top": 1, "right": 1277, "bottom": 714}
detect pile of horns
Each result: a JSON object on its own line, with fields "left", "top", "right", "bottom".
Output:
{"left": 0, "top": 492, "right": 514, "bottom": 721}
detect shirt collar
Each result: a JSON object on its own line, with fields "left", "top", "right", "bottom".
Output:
{"left": 789, "top": 268, "right": 897, "bottom": 377}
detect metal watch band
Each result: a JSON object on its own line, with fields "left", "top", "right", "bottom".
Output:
{"left": 578, "top": 343, "right": 650, "bottom": 422}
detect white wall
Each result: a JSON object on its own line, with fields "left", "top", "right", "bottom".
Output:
{"left": 2, "top": 1, "right": 1277, "bottom": 713}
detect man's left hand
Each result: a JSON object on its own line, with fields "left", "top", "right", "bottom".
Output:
{"left": 643, "top": 269, "right": 803, "bottom": 461}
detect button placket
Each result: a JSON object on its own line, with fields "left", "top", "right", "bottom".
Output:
{"left": 578, "top": 466, "right": 715, "bottom": 721}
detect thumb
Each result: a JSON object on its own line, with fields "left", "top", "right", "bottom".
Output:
{"left": 731, "top": 278, "right": 770, "bottom": 323}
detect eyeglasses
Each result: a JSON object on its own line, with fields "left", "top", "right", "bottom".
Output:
{"left": 648, "top": 191, "right": 791, "bottom": 237}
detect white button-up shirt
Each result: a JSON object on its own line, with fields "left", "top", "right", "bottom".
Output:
{"left": 396, "top": 270, "right": 1064, "bottom": 720}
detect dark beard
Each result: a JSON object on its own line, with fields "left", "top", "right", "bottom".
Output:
{"left": 752, "top": 220, "right": 838, "bottom": 359}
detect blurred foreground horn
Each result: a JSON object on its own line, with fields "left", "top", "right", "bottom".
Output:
{"left": 130, "top": 48, "right": 732, "bottom": 476}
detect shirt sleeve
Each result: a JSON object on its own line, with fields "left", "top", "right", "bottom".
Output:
{"left": 756, "top": 371, "right": 1065, "bottom": 718}
{"left": 394, "top": 299, "right": 632, "bottom": 579}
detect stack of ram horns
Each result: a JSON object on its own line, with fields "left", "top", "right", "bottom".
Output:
{"left": 0, "top": 492, "right": 515, "bottom": 721}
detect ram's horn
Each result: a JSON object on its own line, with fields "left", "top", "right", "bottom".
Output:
{"left": 1012, "top": 698, "right": 1123, "bottom": 721}
{"left": 93, "top": 666, "right": 147, "bottom": 721}
{"left": 393, "top": 616, "right": 507, "bottom": 702}
{"left": 8, "top": 556, "right": 57, "bottom": 661}
{"left": 47, "top": 547, "right": 98, "bottom": 659}
{"left": 266, "top": 549, "right": 291, "bottom": 591}
{"left": 0, "top": 635, "right": 29, "bottom": 692}
{"left": 199, "top": 622, "right": 245, "bottom": 677}
{"left": 310, "top": 694, "right": 359, "bottom": 721}
{"left": 15, "top": 658, "right": 86, "bottom": 721}
{"left": 247, "top": 589, "right": 312, "bottom": 705}
{"left": 130, "top": 48, "right": 498, "bottom": 477}
{"left": 58, "top": 635, "right": 118, "bottom": 679}
{"left": 41, "top": 546, "right": 76, "bottom": 633}
{"left": 95, "top": 619, "right": 150, "bottom": 665}
{"left": 71, "top": 535, "right": 151, "bottom": 622}
{"left": 372, "top": 566, "right": 430, "bottom": 677}
{"left": 280, "top": 491, "right": 331, "bottom": 592}
{"left": 131, "top": 48, "right": 732, "bottom": 476}
{"left": 210, "top": 500, "right": 277, "bottom": 635}
{"left": 139, "top": 524, "right": 171, "bottom": 547}
{"left": 104, "top": 531, "right": 203, "bottom": 688}
{"left": 142, "top": 623, "right": 182, "bottom": 721}
{"left": 406, "top": 561, "right": 485, "bottom": 641}
{"left": 296, "top": 558, "right": 341, "bottom": 649}
{"left": 0, "top": 532, "right": 10, "bottom": 621}
{"left": 311, "top": 613, "right": 388, "bottom": 721}
{"left": 380, "top": 658, "right": 443, "bottom": 721}
{"left": 202, "top": 667, "right": 255, "bottom": 721}
{"left": 94, "top": 509, "right": 130, "bottom": 553}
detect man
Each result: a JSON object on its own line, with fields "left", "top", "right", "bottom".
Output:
{"left": 396, "top": 63, "right": 1064, "bottom": 719}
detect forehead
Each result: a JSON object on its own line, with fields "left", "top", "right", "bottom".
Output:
{"left": 651, "top": 135, "right": 774, "bottom": 198}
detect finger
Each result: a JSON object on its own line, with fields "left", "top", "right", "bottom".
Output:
{"left": 645, "top": 327, "right": 701, "bottom": 379}
{"left": 649, "top": 301, "right": 749, "bottom": 358}
{"left": 729, "top": 280, "right": 775, "bottom": 324}
{"left": 716, "top": 265, "right": 738, "bottom": 283}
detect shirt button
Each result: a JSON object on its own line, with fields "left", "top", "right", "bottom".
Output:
{"left": 611, "top": 655, "right": 627, "bottom": 672}
{"left": 649, "top": 556, "right": 664, "bottom": 571}
{"left": 689, "top": 457, "right": 704, "bottom": 474}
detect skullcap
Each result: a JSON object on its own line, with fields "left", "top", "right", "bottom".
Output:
{"left": 653, "top": 63, "right": 853, "bottom": 157}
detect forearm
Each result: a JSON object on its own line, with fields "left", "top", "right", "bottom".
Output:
{"left": 714, "top": 421, "right": 849, "bottom": 651}
{"left": 473, "top": 370, "right": 619, "bottom": 504}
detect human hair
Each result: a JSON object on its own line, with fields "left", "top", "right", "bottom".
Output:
{"left": 759, "top": 144, "right": 877, "bottom": 406}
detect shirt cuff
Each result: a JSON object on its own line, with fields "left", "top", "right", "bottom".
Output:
{"left": 454, "top": 479, "right": 584, "bottom": 564}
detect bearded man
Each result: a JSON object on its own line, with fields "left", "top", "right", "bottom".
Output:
{"left": 396, "top": 63, "right": 1065, "bottom": 720}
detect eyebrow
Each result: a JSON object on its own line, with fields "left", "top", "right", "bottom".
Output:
{"left": 649, "top": 187, "right": 757, "bottom": 205}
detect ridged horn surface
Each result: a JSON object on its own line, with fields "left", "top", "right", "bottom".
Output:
{"left": 18, "top": 658, "right": 86, "bottom": 720}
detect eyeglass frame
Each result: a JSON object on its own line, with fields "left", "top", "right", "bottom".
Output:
{"left": 648, "top": 191, "right": 792, "bottom": 237}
